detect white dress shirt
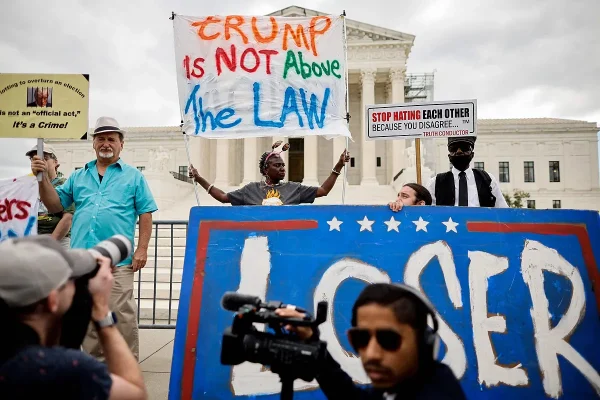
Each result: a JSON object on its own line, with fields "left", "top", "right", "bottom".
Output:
{"left": 426, "top": 167, "right": 509, "bottom": 208}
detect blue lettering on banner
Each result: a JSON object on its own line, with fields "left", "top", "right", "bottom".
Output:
{"left": 300, "top": 87, "right": 330, "bottom": 129}
{"left": 0, "top": 215, "right": 37, "bottom": 242}
{"left": 253, "top": 82, "right": 331, "bottom": 129}
{"left": 184, "top": 84, "right": 242, "bottom": 134}
{"left": 169, "top": 206, "right": 600, "bottom": 400}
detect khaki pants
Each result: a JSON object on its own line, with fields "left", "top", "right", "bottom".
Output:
{"left": 82, "top": 265, "right": 139, "bottom": 361}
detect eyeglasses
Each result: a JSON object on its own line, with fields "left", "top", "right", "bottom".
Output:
{"left": 347, "top": 328, "right": 402, "bottom": 352}
{"left": 448, "top": 143, "right": 473, "bottom": 155}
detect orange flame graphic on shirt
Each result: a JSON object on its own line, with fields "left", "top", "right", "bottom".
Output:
{"left": 265, "top": 189, "right": 281, "bottom": 199}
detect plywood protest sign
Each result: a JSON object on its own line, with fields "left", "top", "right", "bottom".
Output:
{"left": 0, "top": 73, "right": 89, "bottom": 139}
{"left": 0, "top": 175, "right": 39, "bottom": 242}
{"left": 172, "top": 14, "right": 351, "bottom": 139}
{"left": 169, "top": 205, "right": 600, "bottom": 400}
{"left": 366, "top": 99, "right": 477, "bottom": 140}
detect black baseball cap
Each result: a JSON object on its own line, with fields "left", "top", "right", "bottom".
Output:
{"left": 448, "top": 136, "right": 476, "bottom": 147}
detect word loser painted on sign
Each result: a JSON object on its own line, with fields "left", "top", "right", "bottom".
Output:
{"left": 0, "top": 73, "right": 90, "bottom": 139}
{"left": 172, "top": 14, "right": 351, "bottom": 139}
{"left": 169, "top": 206, "right": 600, "bottom": 400}
{"left": 366, "top": 99, "right": 477, "bottom": 140}
{"left": 0, "top": 175, "right": 39, "bottom": 241}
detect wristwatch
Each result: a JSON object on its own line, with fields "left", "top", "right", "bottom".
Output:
{"left": 93, "top": 311, "right": 118, "bottom": 330}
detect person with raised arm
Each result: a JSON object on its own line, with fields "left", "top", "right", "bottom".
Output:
{"left": 189, "top": 141, "right": 350, "bottom": 205}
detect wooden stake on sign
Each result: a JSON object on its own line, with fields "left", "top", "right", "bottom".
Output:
{"left": 36, "top": 138, "right": 43, "bottom": 182}
{"left": 415, "top": 138, "right": 422, "bottom": 185}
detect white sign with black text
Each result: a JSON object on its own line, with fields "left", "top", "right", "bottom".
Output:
{"left": 366, "top": 99, "right": 477, "bottom": 140}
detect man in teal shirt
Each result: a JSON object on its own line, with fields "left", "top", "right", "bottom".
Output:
{"left": 31, "top": 116, "right": 158, "bottom": 361}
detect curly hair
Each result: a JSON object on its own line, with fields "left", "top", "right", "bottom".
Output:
{"left": 258, "top": 151, "right": 270, "bottom": 176}
{"left": 258, "top": 141, "right": 290, "bottom": 176}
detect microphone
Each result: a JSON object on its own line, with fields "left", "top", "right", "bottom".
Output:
{"left": 221, "top": 291, "right": 307, "bottom": 314}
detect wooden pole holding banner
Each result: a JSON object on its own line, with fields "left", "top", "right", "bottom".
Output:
{"left": 36, "top": 138, "right": 43, "bottom": 182}
{"left": 415, "top": 138, "right": 422, "bottom": 185}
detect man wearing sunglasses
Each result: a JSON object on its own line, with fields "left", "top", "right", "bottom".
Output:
{"left": 425, "top": 136, "right": 508, "bottom": 208}
{"left": 276, "top": 283, "right": 466, "bottom": 399}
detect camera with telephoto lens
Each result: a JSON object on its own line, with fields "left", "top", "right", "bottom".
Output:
{"left": 59, "top": 235, "right": 132, "bottom": 349}
{"left": 220, "top": 292, "right": 329, "bottom": 400}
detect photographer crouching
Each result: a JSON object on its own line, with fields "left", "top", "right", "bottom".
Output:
{"left": 0, "top": 235, "right": 147, "bottom": 399}
{"left": 275, "top": 283, "right": 466, "bottom": 400}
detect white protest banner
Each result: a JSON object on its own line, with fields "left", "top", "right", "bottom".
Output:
{"left": 172, "top": 14, "right": 351, "bottom": 140}
{"left": 0, "top": 174, "right": 39, "bottom": 242}
{"left": 366, "top": 99, "right": 477, "bottom": 140}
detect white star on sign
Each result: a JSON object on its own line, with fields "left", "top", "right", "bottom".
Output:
{"left": 413, "top": 217, "right": 429, "bottom": 232}
{"left": 357, "top": 216, "right": 374, "bottom": 232}
{"left": 442, "top": 217, "right": 459, "bottom": 233}
{"left": 384, "top": 216, "right": 401, "bottom": 232}
{"left": 327, "top": 216, "right": 343, "bottom": 231}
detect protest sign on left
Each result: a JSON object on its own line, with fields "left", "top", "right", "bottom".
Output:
{"left": 0, "top": 175, "right": 39, "bottom": 242}
{"left": 0, "top": 73, "right": 89, "bottom": 139}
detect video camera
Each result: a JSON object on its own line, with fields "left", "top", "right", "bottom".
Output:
{"left": 220, "top": 292, "right": 329, "bottom": 400}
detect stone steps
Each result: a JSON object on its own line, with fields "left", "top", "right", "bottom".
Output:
{"left": 137, "top": 267, "right": 184, "bottom": 283}
{"left": 134, "top": 282, "right": 181, "bottom": 300}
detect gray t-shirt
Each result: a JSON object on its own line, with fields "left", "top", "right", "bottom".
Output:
{"left": 227, "top": 182, "right": 318, "bottom": 205}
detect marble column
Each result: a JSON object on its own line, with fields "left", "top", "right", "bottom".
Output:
{"left": 241, "top": 138, "right": 258, "bottom": 185}
{"left": 213, "top": 139, "right": 230, "bottom": 187}
{"left": 360, "top": 68, "right": 378, "bottom": 185}
{"left": 186, "top": 136, "right": 210, "bottom": 180}
{"left": 389, "top": 67, "right": 406, "bottom": 183}
{"left": 303, "top": 136, "right": 319, "bottom": 186}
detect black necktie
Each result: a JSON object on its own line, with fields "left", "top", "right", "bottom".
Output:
{"left": 458, "top": 171, "right": 468, "bottom": 206}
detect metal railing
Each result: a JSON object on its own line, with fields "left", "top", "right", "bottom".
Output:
{"left": 134, "top": 220, "right": 188, "bottom": 329}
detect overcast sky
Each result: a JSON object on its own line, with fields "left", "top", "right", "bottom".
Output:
{"left": 1, "top": 0, "right": 599, "bottom": 179}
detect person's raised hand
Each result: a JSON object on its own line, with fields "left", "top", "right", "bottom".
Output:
{"left": 30, "top": 155, "right": 48, "bottom": 177}
{"left": 188, "top": 164, "right": 199, "bottom": 179}
{"left": 88, "top": 255, "right": 114, "bottom": 300}
{"left": 275, "top": 308, "right": 314, "bottom": 340}
{"left": 388, "top": 200, "right": 403, "bottom": 212}
{"left": 336, "top": 149, "right": 350, "bottom": 169}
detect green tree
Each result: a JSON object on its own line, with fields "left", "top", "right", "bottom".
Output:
{"left": 503, "top": 189, "right": 531, "bottom": 208}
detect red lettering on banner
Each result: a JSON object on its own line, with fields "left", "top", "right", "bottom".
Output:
{"left": 259, "top": 50, "right": 277, "bottom": 75}
{"left": 215, "top": 45, "right": 237, "bottom": 75}
{"left": 183, "top": 56, "right": 205, "bottom": 79}
{"left": 0, "top": 199, "right": 31, "bottom": 222}
{"left": 240, "top": 48, "right": 260, "bottom": 73}
{"left": 215, "top": 46, "right": 279, "bottom": 76}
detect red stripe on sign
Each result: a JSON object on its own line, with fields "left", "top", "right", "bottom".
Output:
{"left": 467, "top": 222, "right": 600, "bottom": 315}
{"left": 180, "top": 219, "right": 318, "bottom": 400}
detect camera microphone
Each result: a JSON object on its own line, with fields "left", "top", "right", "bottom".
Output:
{"left": 221, "top": 292, "right": 307, "bottom": 314}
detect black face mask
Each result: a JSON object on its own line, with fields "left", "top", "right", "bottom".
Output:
{"left": 449, "top": 154, "right": 473, "bottom": 171}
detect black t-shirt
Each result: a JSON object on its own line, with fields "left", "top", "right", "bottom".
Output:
{"left": 227, "top": 181, "right": 318, "bottom": 205}
{"left": 0, "top": 345, "right": 112, "bottom": 399}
